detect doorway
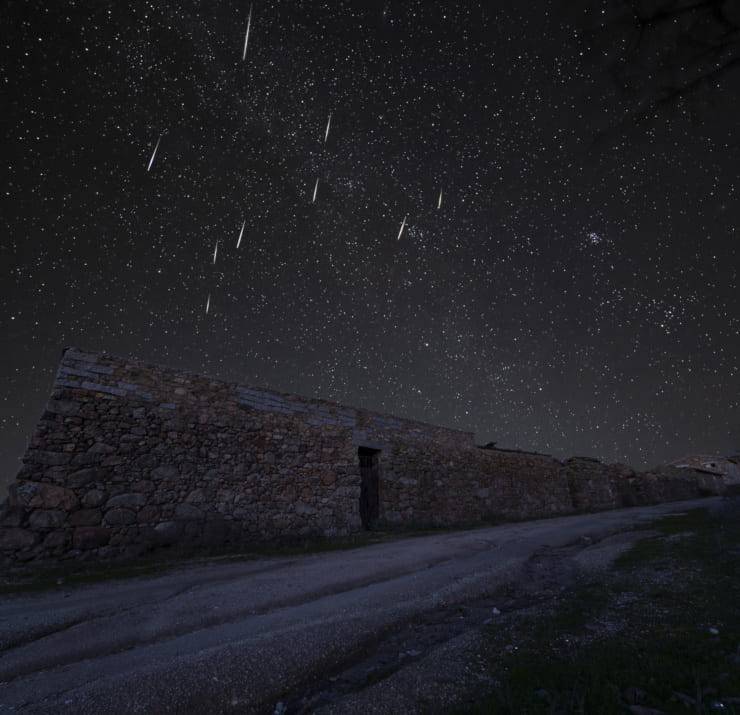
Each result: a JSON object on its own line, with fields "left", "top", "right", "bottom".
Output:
{"left": 358, "top": 447, "right": 380, "bottom": 529}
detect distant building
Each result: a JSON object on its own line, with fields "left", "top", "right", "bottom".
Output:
{"left": 666, "top": 455, "right": 740, "bottom": 484}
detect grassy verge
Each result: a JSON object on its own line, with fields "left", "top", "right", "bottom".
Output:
{"left": 465, "top": 501, "right": 740, "bottom": 714}
{"left": 0, "top": 522, "right": 476, "bottom": 595}
{"left": 0, "top": 512, "right": 561, "bottom": 596}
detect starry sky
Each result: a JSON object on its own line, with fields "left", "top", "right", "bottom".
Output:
{"left": 2, "top": 0, "right": 739, "bottom": 491}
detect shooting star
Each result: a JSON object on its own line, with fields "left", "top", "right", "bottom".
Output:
{"left": 146, "top": 134, "right": 162, "bottom": 172}
{"left": 242, "top": 4, "right": 252, "bottom": 60}
{"left": 236, "top": 220, "right": 246, "bottom": 248}
{"left": 397, "top": 215, "right": 407, "bottom": 240}
{"left": 324, "top": 113, "right": 332, "bottom": 143}
{"left": 212, "top": 241, "right": 219, "bottom": 265}
{"left": 205, "top": 294, "right": 211, "bottom": 314}
{"left": 312, "top": 177, "right": 319, "bottom": 203}
{"left": 437, "top": 187, "right": 443, "bottom": 209}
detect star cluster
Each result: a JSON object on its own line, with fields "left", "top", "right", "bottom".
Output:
{"left": 1, "top": 0, "right": 738, "bottom": 489}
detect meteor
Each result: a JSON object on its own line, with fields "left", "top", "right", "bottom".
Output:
{"left": 397, "top": 215, "right": 407, "bottom": 240}
{"left": 312, "top": 178, "right": 319, "bottom": 203}
{"left": 242, "top": 4, "right": 252, "bottom": 60}
{"left": 146, "top": 134, "right": 162, "bottom": 172}
{"left": 237, "top": 220, "right": 246, "bottom": 248}
{"left": 324, "top": 113, "right": 332, "bottom": 143}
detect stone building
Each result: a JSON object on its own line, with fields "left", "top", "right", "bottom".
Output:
{"left": 0, "top": 348, "right": 726, "bottom": 564}
{"left": 666, "top": 454, "right": 740, "bottom": 484}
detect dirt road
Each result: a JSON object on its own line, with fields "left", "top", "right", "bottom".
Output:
{"left": 0, "top": 498, "right": 721, "bottom": 714}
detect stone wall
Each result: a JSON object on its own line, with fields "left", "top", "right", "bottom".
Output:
{"left": 0, "top": 348, "right": 726, "bottom": 565}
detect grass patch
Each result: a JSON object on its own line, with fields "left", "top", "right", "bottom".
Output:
{"left": 466, "top": 500, "right": 740, "bottom": 714}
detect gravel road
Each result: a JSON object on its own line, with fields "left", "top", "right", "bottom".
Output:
{"left": 0, "top": 498, "right": 720, "bottom": 714}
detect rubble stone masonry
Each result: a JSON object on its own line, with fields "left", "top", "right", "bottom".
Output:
{"left": 0, "top": 348, "right": 726, "bottom": 564}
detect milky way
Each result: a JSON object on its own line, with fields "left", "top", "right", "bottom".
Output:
{"left": 1, "top": 0, "right": 739, "bottom": 489}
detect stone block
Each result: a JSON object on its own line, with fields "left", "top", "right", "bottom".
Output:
{"left": 69, "top": 509, "right": 103, "bottom": 526}
{"left": 1, "top": 505, "right": 25, "bottom": 527}
{"left": 203, "top": 519, "right": 231, "bottom": 544}
{"left": 153, "top": 520, "right": 182, "bottom": 544}
{"left": 103, "top": 508, "right": 136, "bottom": 526}
{"left": 106, "top": 493, "right": 146, "bottom": 510}
{"left": 185, "top": 489, "right": 205, "bottom": 503}
{"left": 29, "top": 450, "right": 70, "bottom": 466}
{"left": 70, "top": 453, "right": 102, "bottom": 467}
{"left": 174, "top": 503, "right": 204, "bottom": 520}
{"left": 43, "top": 530, "right": 71, "bottom": 550}
{"left": 82, "top": 489, "right": 107, "bottom": 508}
{"left": 101, "top": 456, "right": 126, "bottom": 466}
{"left": 29, "top": 509, "right": 67, "bottom": 529}
{"left": 45, "top": 400, "right": 81, "bottom": 416}
{"left": 13, "top": 481, "right": 79, "bottom": 511}
{"left": 0, "top": 527, "right": 37, "bottom": 551}
{"left": 151, "top": 464, "right": 179, "bottom": 480}
{"left": 138, "top": 506, "right": 160, "bottom": 523}
{"left": 63, "top": 349, "right": 99, "bottom": 363}
{"left": 81, "top": 381, "right": 127, "bottom": 397}
{"left": 87, "top": 442, "right": 115, "bottom": 454}
{"left": 73, "top": 526, "right": 110, "bottom": 550}
{"left": 68, "top": 467, "right": 106, "bottom": 487}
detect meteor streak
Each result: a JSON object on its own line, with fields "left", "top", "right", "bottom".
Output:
{"left": 397, "top": 215, "right": 407, "bottom": 240}
{"left": 324, "top": 113, "right": 332, "bottom": 143}
{"left": 438, "top": 188, "right": 443, "bottom": 209}
{"left": 242, "top": 5, "right": 252, "bottom": 60}
{"left": 312, "top": 178, "right": 319, "bottom": 203}
{"left": 205, "top": 294, "right": 211, "bottom": 314}
{"left": 237, "top": 220, "right": 246, "bottom": 248}
{"left": 146, "top": 134, "right": 162, "bottom": 172}
{"left": 213, "top": 241, "right": 219, "bottom": 265}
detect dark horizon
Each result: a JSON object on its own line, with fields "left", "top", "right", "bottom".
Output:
{"left": 2, "top": 0, "right": 738, "bottom": 490}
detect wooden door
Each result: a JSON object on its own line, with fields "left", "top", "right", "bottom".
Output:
{"left": 359, "top": 448, "right": 380, "bottom": 528}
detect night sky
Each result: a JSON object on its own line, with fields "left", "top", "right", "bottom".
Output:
{"left": 2, "top": 0, "right": 739, "bottom": 491}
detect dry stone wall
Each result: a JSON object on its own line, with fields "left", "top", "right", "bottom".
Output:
{"left": 0, "top": 348, "right": 726, "bottom": 565}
